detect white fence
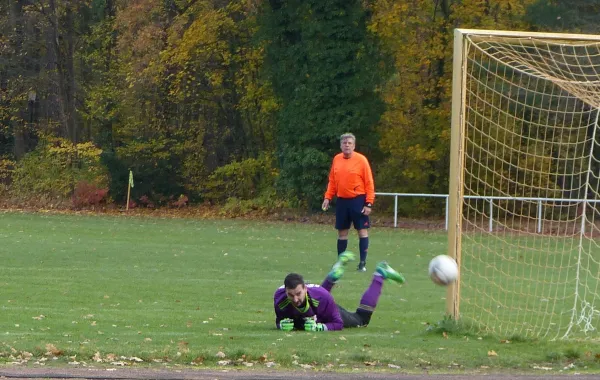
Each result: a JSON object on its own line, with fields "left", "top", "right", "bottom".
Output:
{"left": 376, "top": 192, "right": 600, "bottom": 232}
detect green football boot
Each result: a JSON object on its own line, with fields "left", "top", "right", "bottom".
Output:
{"left": 376, "top": 261, "right": 406, "bottom": 284}
{"left": 327, "top": 251, "right": 356, "bottom": 282}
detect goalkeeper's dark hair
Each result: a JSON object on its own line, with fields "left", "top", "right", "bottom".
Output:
{"left": 284, "top": 273, "right": 305, "bottom": 289}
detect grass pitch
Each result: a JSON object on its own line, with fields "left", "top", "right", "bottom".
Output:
{"left": 1, "top": 211, "right": 599, "bottom": 373}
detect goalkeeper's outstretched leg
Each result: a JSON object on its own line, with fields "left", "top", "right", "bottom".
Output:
{"left": 321, "top": 251, "right": 355, "bottom": 291}
{"left": 338, "top": 261, "right": 406, "bottom": 327}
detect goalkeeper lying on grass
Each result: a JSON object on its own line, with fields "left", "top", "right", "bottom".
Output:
{"left": 273, "top": 252, "right": 405, "bottom": 331}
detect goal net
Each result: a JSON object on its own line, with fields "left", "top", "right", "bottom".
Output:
{"left": 448, "top": 29, "right": 600, "bottom": 340}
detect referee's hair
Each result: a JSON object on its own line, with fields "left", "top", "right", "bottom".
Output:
{"left": 340, "top": 132, "right": 355, "bottom": 142}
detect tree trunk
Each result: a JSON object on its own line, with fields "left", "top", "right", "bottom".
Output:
{"left": 48, "top": 0, "right": 77, "bottom": 142}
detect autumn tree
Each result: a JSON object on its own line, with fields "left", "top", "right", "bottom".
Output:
{"left": 109, "top": 0, "right": 276, "bottom": 201}
{"left": 369, "top": 0, "right": 538, "bottom": 215}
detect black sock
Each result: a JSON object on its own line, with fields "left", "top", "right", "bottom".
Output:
{"left": 359, "top": 237, "right": 369, "bottom": 262}
{"left": 337, "top": 239, "right": 348, "bottom": 255}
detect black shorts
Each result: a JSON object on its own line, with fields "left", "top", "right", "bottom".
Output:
{"left": 337, "top": 305, "right": 371, "bottom": 328}
{"left": 335, "top": 195, "right": 370, "bottom": 230}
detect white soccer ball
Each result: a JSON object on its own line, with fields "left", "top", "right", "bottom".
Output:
{"left": 428, "top": 255, "right": 458, "bottom": 286}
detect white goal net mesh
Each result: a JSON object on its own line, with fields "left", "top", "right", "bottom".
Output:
{"left": 456, "top": 31, "right": 600, "bottom": 339}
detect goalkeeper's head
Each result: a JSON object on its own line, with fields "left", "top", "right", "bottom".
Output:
{"left": 284, "top": 273, "right": 307, "bottom": 307}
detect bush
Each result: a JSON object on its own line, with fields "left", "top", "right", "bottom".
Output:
{"left": 218, "top": 189, "right": 297, "bottom": 217}
{"left": 72, "top": 181, "right": 109, "bottom": 209}
{"left": 204, "top": 154, "right": 278, "bottom": 204}
{"left": 12, "top": 136, "right": 110, "bottom": 201}
{"left": 0, "top": 157, "right": 15, "bottom": 184}
{"left": 0, "top": 157, "right": 15, "bottom": 195}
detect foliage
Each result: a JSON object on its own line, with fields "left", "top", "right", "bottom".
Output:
{"left": 369, "top": 0, "right": 539, "bottom": 215}
{"left": 72, "top": 181, "right": 109, "bottom": 209}
{"left": 218, "top": 192, "right": 294, "bottom": 217}
{"left": 107, "top": 0, "right": 277, "bottom": 201}
{"left": 525, "top": 0, "right": 600, "bottom": 33}
{"left": 114, "top": 138, "right": 185, "bottom": 203}
{"left": 2, "top": 0, "right": 599, "bottom": 214}
{"left": 260, "top": 0, "right": 390, "bottom": 209}
{"left": 0, "top": 157, "right": 15, "bottom": 195}
{"left": 203, "top": 154, "right": 278, "bottom": 204}
{"left": 0, "top": 157, "right": 15, "bottom": 184}
{"left": 12, "top": 136, "right": 109, "bottom": 199}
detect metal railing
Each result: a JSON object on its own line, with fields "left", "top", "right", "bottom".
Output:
{"left": 376, "top": 192, "right": 600, "bottom": 232}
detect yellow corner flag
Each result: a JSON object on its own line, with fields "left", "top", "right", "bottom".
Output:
{"left": 126, "top": 170, "right": 134, "bottom": 211}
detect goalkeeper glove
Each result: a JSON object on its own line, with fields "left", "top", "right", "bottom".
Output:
{"left": 304, "top": 318, "right": 326, "bottom": 332}
{"left": 279, "top": 318, "right": 294, "bottom": 331}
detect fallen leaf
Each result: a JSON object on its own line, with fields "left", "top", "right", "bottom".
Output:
{"left": 20, "top": 352, "right": 33, "bottom": 360}
{"left": 93, "top": 352, "right": 102, "bottom": 362}
{"left": 215, "top": 351, "right": 226, "bottom": 358}
{"left": 563, "top": 363, "right": 575, "bottom": 370}
{"left": 259, "top": 354, "right": 267, "bottom": 362}
{"left": 364, "top": 361, "right": 377, "bottom": 366}
{"left": 192, "top": 356, "right": 204, "bottom": 364}
{"left": 45, "top": 344, "right": 63, "bottom": 356}
{"left": 488, "top": 350, "right": 497, "bottom": 357}
{"left": 500, "top": 339, "right": 510, "bottom": 344}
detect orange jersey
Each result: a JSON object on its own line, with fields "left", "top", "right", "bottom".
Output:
{"left": 324, "top": 152, "right": 375, "bottom": 204}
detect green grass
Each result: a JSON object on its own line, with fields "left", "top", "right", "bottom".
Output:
{"left": 1, "top": 211, "right": 599, "bottom": 373}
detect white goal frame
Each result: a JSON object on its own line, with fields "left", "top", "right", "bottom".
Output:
{"left": 448, "top": 28, "right": 600, "bottom": 339}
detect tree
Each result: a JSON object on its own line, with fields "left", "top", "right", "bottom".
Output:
{"left": 260, "top": 0, "right": 389, "bottom": 208}
{"left": 110, "top": 0, "right": 276, "bottom": 201}
{"left": 525, "top": 0, "right": 600, "bottom": 34}
{"left": 369, "top": 0, "right": 538, "bottom": 215}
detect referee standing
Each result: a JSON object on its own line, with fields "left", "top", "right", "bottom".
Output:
{"left": 321, "top": 133, "right": 375, "bottom": 272}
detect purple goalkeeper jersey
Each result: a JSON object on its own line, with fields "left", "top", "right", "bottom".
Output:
{"left": 273, "top": 284, "right": 344, "bottom": 331}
